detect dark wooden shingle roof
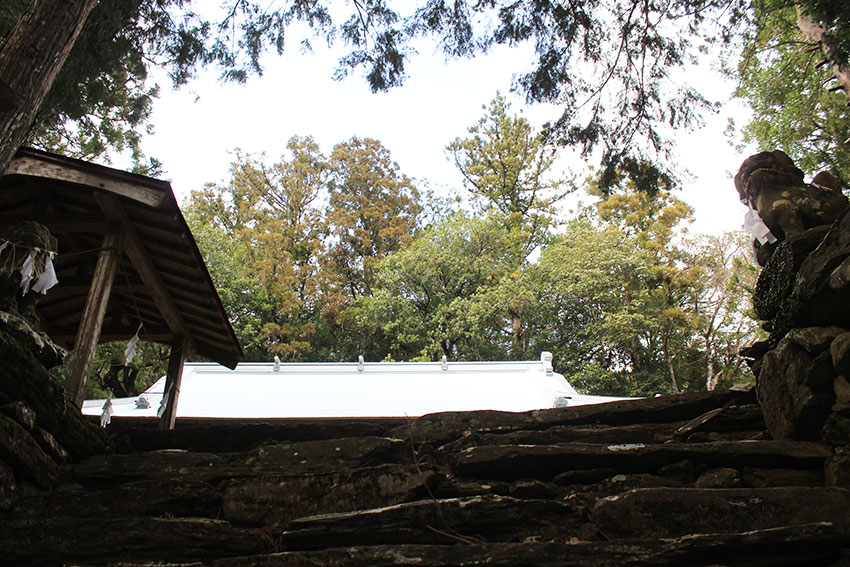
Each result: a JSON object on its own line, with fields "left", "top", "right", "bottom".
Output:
{"left": 0, "top": 147, "right": 241, "bottom": 368}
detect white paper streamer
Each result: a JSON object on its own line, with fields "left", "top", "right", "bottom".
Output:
{"left": 19, "top": 249, "right": 35, "bottom": 294}
{"left": 100, "top": 394, "right": 113, "bottom": 428}
{"left": 744, "top": 208, "right": 777, "bottom": 245}
{"left": 124, "top": 323, "right": 143, "bottom": 365}
{"left": 744, "top": 207, "right": 778, "bottom": 264}
{"left": 31, "top": 252, "right": 58, "bottom": 294}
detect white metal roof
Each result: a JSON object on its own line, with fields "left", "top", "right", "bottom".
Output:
{"left": 82, "top": 354, "right": 630, "bottom": 420}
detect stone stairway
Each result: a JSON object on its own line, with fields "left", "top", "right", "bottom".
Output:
{"left": 2, "top": 388, "right": 848, "bottom": 566}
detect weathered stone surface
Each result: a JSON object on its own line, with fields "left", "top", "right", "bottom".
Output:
{"left": 114, "top": 420, "right": 395, "bottom": 453}
{"left": 453, "top": 441, "right": 831, "bottom": 481}
{"left": 0, "top": 310, "right": 65, "bottom": 368}
{"left": 758, "top": 337, "right": 834, "bottom": 439}
{"left": 778, "top": 209, "right": 850, "bottom": 335}
{"left": 73, "top": 436, "right": 409, "bottom": 486}
{"left": 0, "top": 458, "right": 16, "bottom": 511}
{"left": 751, "top": 228, "right": 832, "bottom": 322}
{"left": 0, "top": 327, "right": 107, "bottom": 460}
{"left": 215, "top": 524, "right": 843, "bottom": 567}
{"left": 0, "top": 401, "right": 35, "bottom": 429}
{"left": 0, "top": 517, "right": 267, "bottom": 567}
{"left": 591, "top": 487, "right": 850, "bottom": 539}
{"left": 230, "top": 436, "right": 409, "bottom": 476}
{"left": 32, "top": 425, "right": 70, "bottom": 464}
{"left": 808, "top": 349, "right": 838, "bottom": 389}
{"left": 833, "top": 333, "right": 850, "bottom": 376}
{"left": 786, "top": 326, "right": 847, "bottom": 354}
{"left": 527, "top": 389, "right": 758, "bottom": 429}
{"left": 72, "top": 450, "right": 225, "bottom": 486}
{"left": 281, "top": 495, "right": 584, "bottom": 549}
{"left": 826, "top": 446, "right": 850, "bottom": 488}
{"left": 553, "top": 468, "right": 619, "bottom": 486}
{"left": 695, "top": 467, "right": 742, "bottom": 488}
{"left": 836, "top": 376, "right": 850, "bottom": 405}
{"left": 822, "top": 412, "right": 850, "bottom": 446}
{"left": 0, "top": 413, "right": 61, "bottom": 488}
{"left": 9, "top": 479, "right": 222, "bottom": 520}
{"left": 741, "top": 466, "right": 824, "bottom": 488}
{"left": 392, "top": 390, "right": 756, "bottom": 447}
{"left": 221, "top": 464, "right": 440, "bottom": 526}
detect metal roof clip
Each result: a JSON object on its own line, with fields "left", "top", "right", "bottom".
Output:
{"left": 541, "top": 351, "right": 553, "bottom": 376}
{"left": 273, "top": 355, "right": 281, "bottom": 372}
{"left": 441, "top": 355, "right": 448, "bottom": 371}
{"left": 357, "top": 355, "right": 365, "bottom": 372}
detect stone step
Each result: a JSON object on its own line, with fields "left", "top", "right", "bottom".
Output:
{"left": 215, "top": 523, "right": 843, "bottom": 567}
{"left": 435, "top": 405, "right": 765, "bottom": 455}
{"left": 280, "top": 494, "right": 586, "bottom": 550}
{"left": 453, "top": 440, "right": 832, "bottom": 481}
{"left": 7, "top": 478, "right": 221, "bottom": 520}
{"left": 221, "top": 464, "right": 441, "bottom": 526}
{"left": 392, "top": 389, "right": 758, "bottom": 446}
{"left": 71, "top": 436, "right": 410, "bottom": 486}
{"left": 0, "top": 516, "right": 267, "bottom": 567}
{"left": 591, "top": 486, "right": 850, "bottom": 540}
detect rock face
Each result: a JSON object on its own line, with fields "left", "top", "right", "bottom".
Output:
{"left": 1, "top": 383, "right": 849, "bottom": 566}
{"left": 744, "top": 199, "right": 850, "bottom": 453}
{"left": 0, "top": 326, "right": 106, "bottom": 511}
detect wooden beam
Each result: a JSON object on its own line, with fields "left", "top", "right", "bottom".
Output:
{"left": 7, "top": 156, "right": 166, "bottom": 207}
{"left": 49, "top": 327, "right": 174, "bottom": 344}
{"left": 64, "top": 224, "right": 124, "bottom": 407}
{"left": 0, "top": 212, "right": 106, "bottom": 233}
{"left": 159, "top": 335, "right": 186, "bottom": 430}
{"left": 94, "top": 193, "right": 194, "bottom": 354}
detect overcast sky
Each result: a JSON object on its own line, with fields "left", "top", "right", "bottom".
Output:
{"left": 139, "top": 33, "right": 753, "bottom": 236}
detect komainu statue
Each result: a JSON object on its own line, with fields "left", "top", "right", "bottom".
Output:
{"left": 734, "top": 150, "right": 849, "bottom": 265}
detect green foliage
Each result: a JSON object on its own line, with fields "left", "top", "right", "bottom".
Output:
{"left": 361, "top": 211, "right": 522, "bottom": 361}
{"left": 84, "top": 341, "right": 169, "bottom": 399}
{"left": 185, "top": 137, "right": 329, "bottom": 361}
{"left": 448, "top": 93, "right": 569, "bottom": 251}
{"left": 324, "top": 137, "right": 422, "bottom": 299}
{"left": 182, "top": 133, "right": 757, "bottom": 396}
{"left": 497, "top": 176, "right": 757, "bottom": 396}
{"left": 734, "top": 0, "right": 850, "bottom": 182}
{"left": 0, "top": 0, "right": 172, "bottom": 165}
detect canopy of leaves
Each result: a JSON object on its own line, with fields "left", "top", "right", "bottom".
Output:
{"left": 448, "top": 93, "right": 569, "bottom": 250}
{"left": 734, "top": 0, "right": 850, "bottom": 182}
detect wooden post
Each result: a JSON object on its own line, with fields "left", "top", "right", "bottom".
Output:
{"left": 64, "top": 224, "right": 124, "bottom": 407}
{"left": 159, "top": 335, "right": 186, "bottom": 430}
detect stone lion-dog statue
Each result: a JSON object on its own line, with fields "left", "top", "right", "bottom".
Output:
{"left": 734, "top": 150, "right": 848, "bottom": 265}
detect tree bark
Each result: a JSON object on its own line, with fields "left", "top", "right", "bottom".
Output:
{"left": 0, "top": 0, "right": 99, "bottom": 175}
{"left": 795, "top": 4, "right": 850, "bottom": 100}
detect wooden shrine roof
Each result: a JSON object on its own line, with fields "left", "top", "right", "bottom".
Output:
{"left": 0, "top": 148, "right": 242, "bottom": 368}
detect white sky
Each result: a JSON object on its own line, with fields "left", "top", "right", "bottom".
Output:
{"left": 139, "top": 33, "right": 753, "bottom": 236}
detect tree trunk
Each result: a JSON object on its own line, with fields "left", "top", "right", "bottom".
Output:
{"left": 666, "top": 355, "right": 681, "bottom": 394}
{"left": 0, "top": 0, "right": 99, "bottom": 175}
{"left": 795, "top": 4, "right": 850, "bottom": 101}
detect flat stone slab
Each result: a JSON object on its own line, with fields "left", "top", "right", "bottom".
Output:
{"left": 281, "top": 494, "right": 584, "bottom": 549}
{"left": 217, "top": 523, "right": 842, "bottom": 566}
{"left": 591, "top": 487, "right": 850, "bottom": 539}
{"left": 72, "top": 436, "right": 409, "bottom": 485}
{"left": 222, "top": 464, "right": 441, "bottom": 526}
{"left": 0, "top": 517, "right": 266, "bottom": 566}
{"left": 453, "top": 441, "right": 832, "bottom": 480}
{"left": 9, "top": 478, "right": 221, "bottom": 520}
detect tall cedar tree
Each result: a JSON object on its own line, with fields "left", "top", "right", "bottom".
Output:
{"left": 448, "top": 93, "right": 569, "bottom": 252}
